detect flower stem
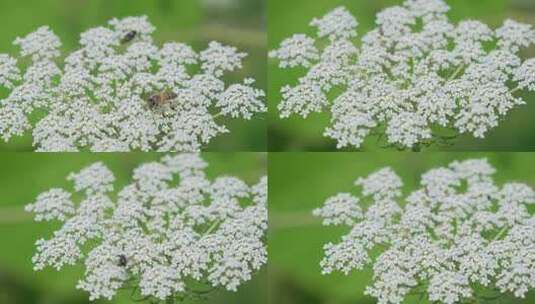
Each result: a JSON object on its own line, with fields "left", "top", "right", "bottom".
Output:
{"left": 492, "top": 226, "right": 508, "bottom": 241}
{"left": 213, "top": 112, "right": 225, "bottom": 119}
{"left": 448, "top": 65, "right": 464, "bottom": 81}
{"left": 203, "top": 220, "right": 221, "bottom": 236}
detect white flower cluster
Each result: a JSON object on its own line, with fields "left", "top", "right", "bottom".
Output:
{"left": 270, "top": 0, "right": 535, "bottom": 150}
{"left": 25, "top": 154, "right": 267, "bottom": 302}
{"left": 313, "top": 158, "right": 535, "bottom": 304}
{"left": 0, "top": 16, "right": 266, "bottom": 151}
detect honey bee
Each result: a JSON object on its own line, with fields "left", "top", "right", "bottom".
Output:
{"left": 121, "top": 30, "right": 137, "bottom": 44}
{"left": 118, "top": 254, "right": 127, "bottom": 267}
{"left": 147, "top": 91, "right": 178, "bottom": 109}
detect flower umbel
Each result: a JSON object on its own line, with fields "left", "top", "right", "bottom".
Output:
{"left": 270, "top": 0, "right": 535, "bottom": 150}
{"left": 0, "top": 16, "right": 266, "bottom": 151}
{"left": 313, "top": 158, "right": 535, "bottom": 304}
{"left": 25, "top": 154, "right": 267, "bottom": 302}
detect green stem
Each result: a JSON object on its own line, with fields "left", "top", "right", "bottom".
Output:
{"left": 493, "top": 226, "right": 508, "bottom": 241}
{"left": 203, "top": 220, "right": 221, "bottom": 236}
{"left": 510, "top": 86, "right": 521, "bottom": 94}
{"left": 449, "top": 65, "right": 464, "bottom": 81}
{"left": 213, "top": 112, "right": 225, "bottom": 119}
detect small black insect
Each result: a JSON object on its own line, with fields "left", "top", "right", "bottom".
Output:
{"left": 118, "top": 254, "right": 127, "bottom": 267}
{"left": 121, "top": 31, "right": 137, "bottom": 44}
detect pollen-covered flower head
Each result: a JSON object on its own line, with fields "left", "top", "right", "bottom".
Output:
{"left": 0, "top": 16, "right": 265, "bottom": 151}
{"left": 26, "top": 154, "right": 267, "bottom": 302}
{"left": 270, "top": 0, "right": 535, "bottom": 150}
{"left": 313, "top": 158, "right": 535, "bottom": 304}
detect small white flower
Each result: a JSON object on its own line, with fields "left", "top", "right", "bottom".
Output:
{"left": 496, "top": 19, "right": 535, "bottom": 52}
{"left": 404, "top": 0, "right": 449, "bottom": 18}
{"left": 386, "top": 112, "right": 432, "bottom": 148}
{"left": 514, "top": 58, "right": 535, "bottom": 91}
{"left": 159, "top": 42, "right": 198, "bottom": 65}
{"left": 26, "top": 154, "right": 267, "bottom": 302}
{"left": 310, "top": 6, "right": 358, "bottom": 40}
{"left": 216, "top": 78, "right": 266, "bottom": 119}
{"left": 13, "top": 26, "right": 61, "bottom": 61}
{"left": 139, "top": 264, "right": 185, "bottom": 300}
{"left": 79, "top": 27, "right": 118, "bottom": 51}
{"left": 320, "top": 240, "right": 369, "bottom": 275}
{"left": 313, "top": 193, "right": 363, "bottom": 226}
{"left": 314, "top": 158, "right": 535, "bottom": 304}
{"left": 271, "top": 0, "right": 534, "bottom": 150}
{"left": 25, "top": 188, "right": 75, "bottom": 222}
{"left": 355, "top": 167, "right": 403, "bottom": 200}
{"left": 428, "top": 271, "right": 473, "bottom": 304}
{"left": 454, "top": 20, "right": 493, "bottom": 43}
{"left": 0, "top": 16, "right": 265, "bottom": 151}
{"left": 376, "top": 6, "right": 415, "bottom": 36}
{"left": 67, "top": 162, "right": 115, "bottom": 194}
{"left": 269, "top": 34, "right": 319, "bottom": 68}
{"left": 32, "top": 235, "right": 82, "bottom": 271}
{"left": 279, "top": 83, "right": 327, "bottom": 118}
{"left": 200, "top": 41, "right": 247, "bottom": 77}
{"left": 0, "top": 54, "right": 20, "bottom": 89}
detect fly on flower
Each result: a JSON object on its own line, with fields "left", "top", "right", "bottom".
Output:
{"left": 121, "top": 30, "right": 137, "bottom": 44}
{"left": 118, "top": 254, "right": 127, "bottom": 267}
{"left": 147, "top": 90, "right": 178, "bottom": 109}
{"left": 24, "top": 154, "right": 268, "bottom": 303}
{"left": 0, "top": 16, "right": 266, "bottom": 151}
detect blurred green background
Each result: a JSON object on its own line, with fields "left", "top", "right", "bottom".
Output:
{"left": 0, "top": 0, "right": 266, "bottom": 152}
{"left": 269, "top": 152, "right": 535, "bottom": 304}
{"left": 268, "top": 0, "right": 535, "bottom": 151}
{"left": 0, "top": 152, "right": 267, "bottom": 304}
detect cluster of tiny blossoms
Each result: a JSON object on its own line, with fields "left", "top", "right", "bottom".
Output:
{"left": 270, "top": 0, "right": 535, "bottom": 149}
{"left": 0, "top": 16, "right": 266, "bottom": 151}
{"left": 25, "top": 154, "right": 267, "bottom": 302}
{"left": 313, "top": 159, "right": 535, "bottom": 304}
